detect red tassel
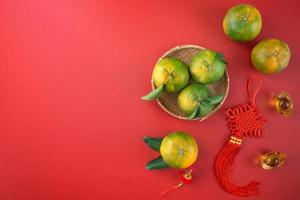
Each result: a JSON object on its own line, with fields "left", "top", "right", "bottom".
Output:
{"left": 214, "top": 77, "right": 266, "bottom": 196}
{"left": 161, "top": 168, "right": 193, "bottom": 197}
{"left": 214, "top": 139, "right": 260, "bottom": 196}
{"left": 161, "top": 182, "right": 184, "bottom": 197}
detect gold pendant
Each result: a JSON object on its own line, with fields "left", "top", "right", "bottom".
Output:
{"left": 260, "top": 152, "right": 286, "bottom": 170}
{"left": 274, "top": 92, "right": 293, "bottom": 117}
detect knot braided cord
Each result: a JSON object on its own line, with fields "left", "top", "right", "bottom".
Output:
{"left": 227, "top": 77, "right": 266, "bottom": 138}
{"left": 214, "top": 77, "right": 267, "bottom": 196}
{"left": 226, "top": 103, "right": 266, "bottom": 138}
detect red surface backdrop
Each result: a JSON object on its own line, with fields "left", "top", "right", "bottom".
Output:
{"left": 1, "top": 0, "right": 300, "bottom": 199}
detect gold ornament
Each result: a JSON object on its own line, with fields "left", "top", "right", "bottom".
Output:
{"left": 260, "top": 152, "right": 286, "bottom": 170}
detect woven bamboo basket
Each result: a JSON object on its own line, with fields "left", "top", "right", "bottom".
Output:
{"left": 151, "top": 45, "right": 230, "bottom": 121}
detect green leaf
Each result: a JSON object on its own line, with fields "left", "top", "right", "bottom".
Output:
{"left": 201, "top": 99, "right": 212, "bottom": 106}
{"left": 199, "top": 100, "right": 214, "bottom": 117}
{"left": 141, "top": 85, "right": 164, "bottom": 101}
{"left": 143, "top": 137, "right": 162, "bottom": 152}
{"left": 187, "top": 107, "right": 201, "bottom": 119}
{"left": 216, "top": 52, "right": 228, "bottom": 65}
{"left": 216, "top": 52, "right": 224, "bottom": 60}
{"left": 146, "top": 156, "right": 169, "bottom": 170}
{"left": 206, "top": 95, "right": 224, "bottom": 104}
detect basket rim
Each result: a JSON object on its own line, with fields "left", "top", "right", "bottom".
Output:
{"left": 151, "top": 44, "right": 230, "bottom": 121}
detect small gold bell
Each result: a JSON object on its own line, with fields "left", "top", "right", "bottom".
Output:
{"left": 274, "top": 92, "right": 293, "bottom": 117}
{"left": 260, "top": 152, "right": 286, "bottom": 170}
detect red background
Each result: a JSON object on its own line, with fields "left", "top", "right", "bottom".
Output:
{"left": 1, "top": 0, "right": 299, "bottom": 199}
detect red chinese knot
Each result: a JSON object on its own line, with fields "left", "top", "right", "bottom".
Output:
{"left": 214, "top": 77, "right": 267, "bottom": 196}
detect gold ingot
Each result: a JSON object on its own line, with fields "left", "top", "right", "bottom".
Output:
{"left": 274, "top": 92, "right": 293, "bottom": 117}
{"left": 260, "top": 152, "right": 286, "bottom": 170}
